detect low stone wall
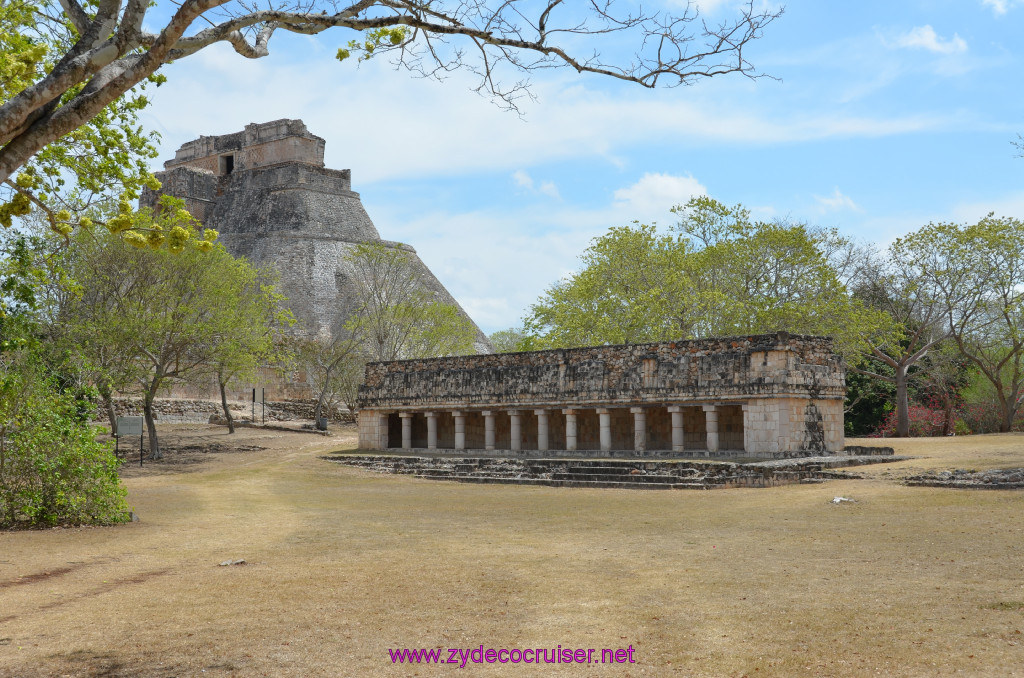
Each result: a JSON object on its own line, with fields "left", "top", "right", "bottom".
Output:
{"left": 905, "top": 468, "right": 1024, "bottom": 489}
{"left": 97, "top": 398, "right": 353, "bottom": 424}
{"left": 843, "top": 445, "right": 895, "bottom": 456}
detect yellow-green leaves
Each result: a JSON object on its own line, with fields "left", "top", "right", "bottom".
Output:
{"left": 527, "top": 197, "right": 890, "bottom": 362}
{"left": 336, "top": 27, "right": 408, "bottom": 63}
{"left": 1, "top": 1, "right": 163, "bottom": 243}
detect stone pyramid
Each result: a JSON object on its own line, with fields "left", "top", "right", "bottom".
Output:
{"left": 142, "top": 119, "right": 491, "bottom": 353}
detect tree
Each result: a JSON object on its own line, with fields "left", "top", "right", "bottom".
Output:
{"left": 0, "top": 0, "right": 174, "bottom": 243}
{"left": 526, "top": 198, "right": 890, "bottom": 361}
{"left": 0, "top": 233, "right": 129, "bottom": 528}
{"left": 346, "top": 242, "right": 477, "bottom": 362}
{"left": 296, "top": 242, "right": 478, "bottom": 422}
{"left": 525, "top": 222, "right": 708, "bottom": 347}
{"left": 0, "top": 346, "right": 130, "bottom": 527}
{"left": 672, "top": 197, "right": 891, "bottom": 358}
{"left": 849, "top": 245, "right": 948, "bottom": 437}
{"left": 844, "top": 361, "right": 895, "bottom": 437}
{"left": 294, "top": 328, "right": 367, "bottom": 426}
{"left": 909, "top": 341, "right": 972, "bottom": 436}
{"left": 0, "top": 0, "right": 781, "bottom": 192}
{"left": 489, "top": 327, "right": 537, "bottom": 353}
{"left": 55, "top": 204, "right": 290, "bottom": 457}
{"left": 211, "top": 267, "right": 293, "bottom": 433}
{"left": 895, "top": 215, "right": 1024, "bottom": 432}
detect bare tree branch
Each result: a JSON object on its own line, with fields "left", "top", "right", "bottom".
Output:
{"left": 1, "top": 0, "right": 782, "bottom": 183}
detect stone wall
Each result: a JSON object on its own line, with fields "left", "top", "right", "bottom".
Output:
{"left": 359, "top": 332, "right": 843, "bottom": 410}
{"left": 100, "top": 397, "right": 352, "bottom": 425}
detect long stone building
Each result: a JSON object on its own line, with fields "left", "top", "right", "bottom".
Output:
{"left": 356, "top": 333, "right": 845, "bottom": 458}
{"left": 141, "top": 119, "right": 490, "bottom": 352}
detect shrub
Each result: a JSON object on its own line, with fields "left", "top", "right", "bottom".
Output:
{"left": 0, "top": 352, "right": 130, "bottom": 528}
{"left": 958, "top": 373, "right": 1024, "bottom": 434}
{"left": 873, "top": 405, "right": 949, "bottom": 437}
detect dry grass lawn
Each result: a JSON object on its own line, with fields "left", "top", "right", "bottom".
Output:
{"left": 2, "top": 428, "right": 1024, "bottom": 677}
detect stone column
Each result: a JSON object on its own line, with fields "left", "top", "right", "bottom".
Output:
{"left": 630, "top": 407, "right": 647, "bottom": 453}
{"left": 596, "top": 408, "right": 612, "bottom": 453}
{"left": 741, "top": 403, "right": 750, "bottom": 454}
{"left": 703, "top": 404, "right": 719, "bottom": 456}
{"left": 534, "top": 410, "right": 549, "bottom": 452}
{"left": 563, "top": 409, "right": 577, "bottom": 451}
{"left": 399, "top": 412, "right": 413, "bottom": 450}
{"left": 425, "top": 411, "right": 437, "bottom": 450}
{"left": 378, "top": 412, "right": 389, "bottom": 449}
{"left": 668, "top": 406, "right": 685, "bottom": 453}
{"left": 453, "top": 411, "right": 466, "bottom": 450}
{"left": 509, "top": 410, "right": 522, "bottom": 451}
{"left": 483, "top": 411, "right": 495, "bottom": 451}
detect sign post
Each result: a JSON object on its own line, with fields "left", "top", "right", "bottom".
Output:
{"left": 116, "top": 416, "right": 144, "bottom": 466}
{"left": 252, "top": 387, "right": 265, "bottom": 425}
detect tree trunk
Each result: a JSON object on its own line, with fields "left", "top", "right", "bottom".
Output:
{"left": 894, "top": 363, "right": 910, "bottom": 437}
{"left": 941, "top": 392, "right": 955, "bottom": 436}
{"left": 1001, "top": 402, "right": 1016, "bottom": 433}
{"left": 143, "top": 390, "right": 161, "bottom": 460}
{"left": 98, "top": 382, "right": 117, "bottom": 435}
{"left": 313, "top": 389, "right": 328, "bottom": 425}
{"left": 218, "top": 373, "right": 235, "bottom": 434}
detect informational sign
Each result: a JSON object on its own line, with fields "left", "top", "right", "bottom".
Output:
{"left": 115, "top": 415, "right": 146, "bottom": 466}
{"left": 252, "top": 387, "right": 265, "bottom": 403}
{"left": 116, "top": 416, "right": 143, "bottom": 436}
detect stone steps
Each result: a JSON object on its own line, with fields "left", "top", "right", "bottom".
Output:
{"left": 413, "top": 474, "right": 710, "bottom": 490}
{"left": 321, "top": 453, "right": 894, "bottom": 490}
{"left": 549, "top": 472, "right": 682, "bottom": 484}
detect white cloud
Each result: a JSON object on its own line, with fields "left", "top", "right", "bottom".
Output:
{"left": 813, "top": 188, "right": 862, "bottom": 214}
{"left": 981, "top": 0, "right": 1023, "bottom": 15}
{"left": 538, "top": 181, "right": 561, "bottom": 199}
{"left": 512, "top": 170, "right": 534, "bottom": 190}
{"left": 369, "top": 171, "right": 710, "bottom": 332}
{"left": 688, "top": 0, "right": 731, "bottom": 13}
{"left": 142, "top": 42, "right": 953, "bottom": 185}
{"left": 951, "top": 191, "right": 1024, "bottom": 222}
{"left": 511, "top": 170, "right": 560, "bottom": 199}
{"left": 892, "top": 25, "right": 967, "bottom": 55}
{"left": 612, "top": 173, "right": 708, "bottom": 224}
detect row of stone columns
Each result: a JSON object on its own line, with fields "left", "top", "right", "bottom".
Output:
{"left": 394, "top": 405, "right": 725, "bottom": 454}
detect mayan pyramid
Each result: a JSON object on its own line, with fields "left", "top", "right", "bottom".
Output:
{"left": 142, "top": 119, "right": 491, "bottom": 353}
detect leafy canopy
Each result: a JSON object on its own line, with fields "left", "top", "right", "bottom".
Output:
{"left": 526, "top": 197, "right": 890, "bottom": 361}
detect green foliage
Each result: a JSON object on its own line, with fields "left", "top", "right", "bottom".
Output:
{"left": 336, "top": 27, "right": 408, "bottom": 62}
{"left": 0, "top": 0, "right": 189, "bottom": 248}
{"left": 0, "top": 234, "right": 45, "bottom": 351}
{"left": 489, "top": 327, "right": 538, "bottom": 353}
{"left": 53, "top": 219, "right": 289, "bottom": 456}
{"left": 298, "top": 242, "right": 477, "bottom": 417}
{"left": 345, "top": 242, "right": 477, "bottom": 361}
{"left": 0, "top": 349, "right": 130, "bottom": 528}
{"left": 894, "top": 214, "right": 1024, "bottom": 431}
{"left": 526, "top": 223, "right": 697, "bottom": 347}
{"left": 526, "top": 197, "right": 891, "bottom": 361}
{"left": 844, "top": 364, "right": 895, "bottom": 436}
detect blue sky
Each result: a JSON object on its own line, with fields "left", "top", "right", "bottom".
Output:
{"left": 140, "top": 0, "right": 1024, "bottom": 334}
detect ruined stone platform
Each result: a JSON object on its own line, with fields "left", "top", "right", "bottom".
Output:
{"left": 323, "top": 454, "right": 908, "bottom": 490}
{"left": 904, "top": 468, "right": 1024, "bottom": 489}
